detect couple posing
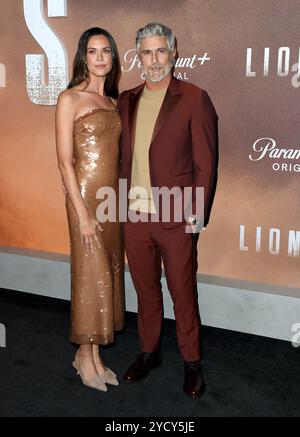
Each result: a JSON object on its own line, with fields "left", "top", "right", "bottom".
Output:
{"left": 56, "top": 22, "right": 218, "bottom": 397}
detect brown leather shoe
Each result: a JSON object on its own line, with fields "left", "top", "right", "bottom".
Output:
{"left": 183, "top": 360, "right": 206, "bottom": 398}
{"left": 123, "top": 351, "right": 162, "bottom": 382}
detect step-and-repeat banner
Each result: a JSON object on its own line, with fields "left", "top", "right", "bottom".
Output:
{"left": 0, "top": 0, "right": 299, "bottom": 292}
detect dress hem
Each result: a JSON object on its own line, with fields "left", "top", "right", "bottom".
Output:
{"left": 70, "top": 324, "right": 125, "bottom": 345}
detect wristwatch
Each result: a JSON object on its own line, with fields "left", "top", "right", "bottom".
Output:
{"left": 187, "top": 217, "right": 200, "bottom": 226}
{"left": 187, "top": 217, "right": 206, "bottom": 231}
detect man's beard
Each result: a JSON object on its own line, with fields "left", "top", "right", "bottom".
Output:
{"left": 143, "top": 60, "right": 174, "bottom": 83}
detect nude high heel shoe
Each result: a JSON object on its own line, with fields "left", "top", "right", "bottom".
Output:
{"left": 99, "top": 367, "right": 119, "bottom": 386}
{"left": 72, "top": 360, "right": 107, "bottom": 392}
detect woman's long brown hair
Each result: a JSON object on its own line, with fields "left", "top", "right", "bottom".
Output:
{"left": 67, "top": 27, "right": 120, "bottom": 98}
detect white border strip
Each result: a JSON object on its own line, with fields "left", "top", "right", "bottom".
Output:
{"left": 0, "top": 248, "right": 299, "bottom": 342}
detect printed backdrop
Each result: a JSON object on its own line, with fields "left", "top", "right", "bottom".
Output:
{"left": 0, "top": 0, "right": 299, "bottom": 292}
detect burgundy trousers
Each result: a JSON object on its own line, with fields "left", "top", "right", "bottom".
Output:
{"left": 123, "top": 218, "right": 201, "bottom": 362}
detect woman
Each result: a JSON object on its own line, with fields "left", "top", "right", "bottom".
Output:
{"left": 56, "top": 28, "right": 125, "bottom": 392}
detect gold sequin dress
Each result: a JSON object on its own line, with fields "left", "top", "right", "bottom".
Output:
{"left": 66, "top": 108, "right": 125, "bottom": 345}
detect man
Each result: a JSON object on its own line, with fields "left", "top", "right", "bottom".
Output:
{"left": 118, "top": 22, "right": 218, "bottom": 397}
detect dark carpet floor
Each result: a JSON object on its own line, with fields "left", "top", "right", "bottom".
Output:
{"left": 0, "top": 288, "right": 299, "bottom": 417}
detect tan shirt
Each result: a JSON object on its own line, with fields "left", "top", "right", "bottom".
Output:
{"left": 129, "top": 86, "right": 167, "bottom": 213}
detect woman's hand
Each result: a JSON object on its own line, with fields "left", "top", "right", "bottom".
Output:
{"left": 79, "top": 216, "right": 103, "bottom": 254}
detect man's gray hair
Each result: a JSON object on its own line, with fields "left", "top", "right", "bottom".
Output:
{"left": 136, "top": 22, "right": 176, "bottom": 52}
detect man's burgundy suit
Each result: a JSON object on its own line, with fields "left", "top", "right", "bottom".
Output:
{"left": 118, "top": 77, "right": 218, "bottom": 361}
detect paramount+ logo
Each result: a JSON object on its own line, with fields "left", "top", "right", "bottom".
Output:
{"left": 249, "top": 138, "right": 300, "bottom": 173}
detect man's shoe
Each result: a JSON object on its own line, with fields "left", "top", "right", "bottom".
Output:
{"left": 183, "top": 360, "right": 206, "bottom": 398}
{"left": 123, "top": 351, "right": 162, "bottom": 382}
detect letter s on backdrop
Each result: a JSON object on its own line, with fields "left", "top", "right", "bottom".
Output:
{"left": 23, "top": 0, "right": 68, "bottom": 105}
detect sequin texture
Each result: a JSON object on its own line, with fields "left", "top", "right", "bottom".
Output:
{"left": 66, "top": 108, "right": 125, "bottom": 345}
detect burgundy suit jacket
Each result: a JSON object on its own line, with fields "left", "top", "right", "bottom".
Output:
{"left": 118, "top": 76, "right": 218, "bottom": 227}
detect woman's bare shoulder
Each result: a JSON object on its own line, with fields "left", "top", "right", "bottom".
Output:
{"left": 57, "top": 88, "right": 78, "bottom": 104}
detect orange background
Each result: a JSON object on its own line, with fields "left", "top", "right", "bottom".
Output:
{"left": 0, "top": 0, "right": 299, "bottom": 290}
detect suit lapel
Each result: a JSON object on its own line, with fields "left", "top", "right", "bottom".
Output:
{"left": 128, "top": 77, "right": 183, "bottom": 155}
{"left": 128, "top": 86, "right": 144, "bottom": 153}
{"left": 150, "top": 89, "right": 182, "bottom": 145}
